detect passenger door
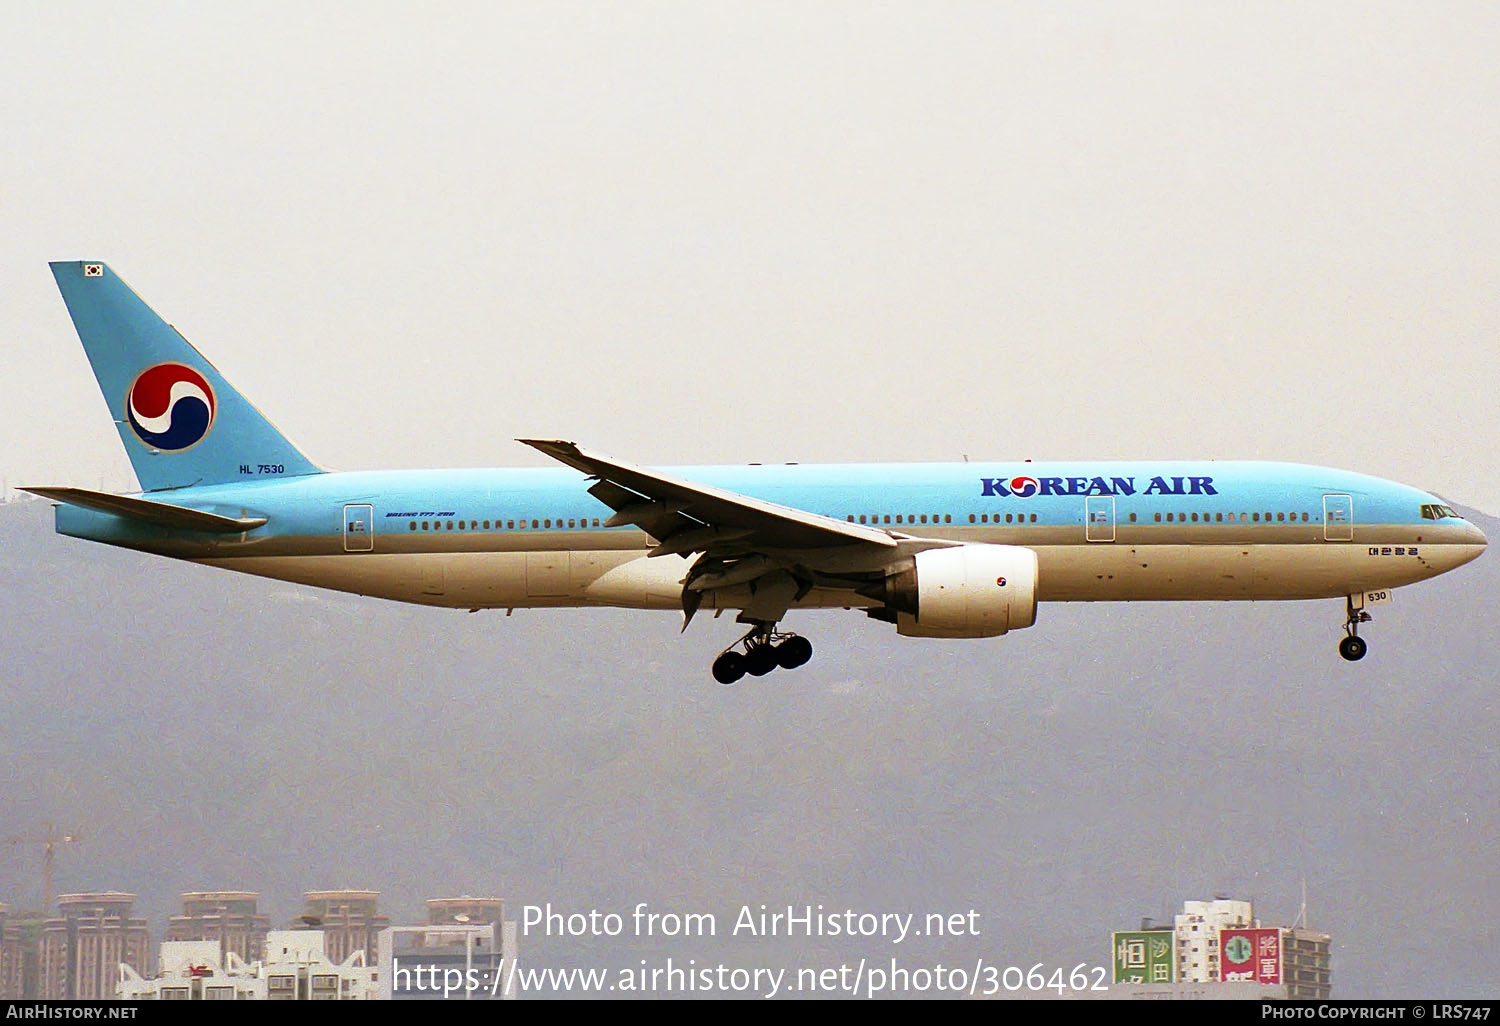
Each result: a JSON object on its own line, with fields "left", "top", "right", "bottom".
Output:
{"left": 1323, "top": 494, "right": 1353, "bottom": 542}
{"left": 1085, "top": 496, "right": 1116, "bottom": 542}
{"left": 343, "top": 504, "right": 374, "bottom": 552}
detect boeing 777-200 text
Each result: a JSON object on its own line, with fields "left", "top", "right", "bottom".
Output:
{"left": 27, "top": 262, "right": 1487, "bottom": 682}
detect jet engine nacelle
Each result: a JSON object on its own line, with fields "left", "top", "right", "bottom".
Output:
{"left": 884, "top": 544, "right": 1039, "bottom": 638}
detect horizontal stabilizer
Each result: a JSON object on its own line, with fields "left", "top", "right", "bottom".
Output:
{"left": 21, "top": 487, "right": 267, "bottom": 533}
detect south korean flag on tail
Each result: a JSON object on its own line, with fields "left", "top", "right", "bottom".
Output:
{"left": 83, "top": 263, "right": 103, "bottom": 277}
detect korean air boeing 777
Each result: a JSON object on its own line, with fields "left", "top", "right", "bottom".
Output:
{"left": 28, "top": 262, "right": 1487, "bottom": 682}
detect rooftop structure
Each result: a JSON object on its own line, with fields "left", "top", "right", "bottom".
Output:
{"left": 119, "top": 930, "right": 378, "bottom": 1000}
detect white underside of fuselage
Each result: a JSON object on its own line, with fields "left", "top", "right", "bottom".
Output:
{"left": 196, "top": 540, "right": 1483, "bottom": 612}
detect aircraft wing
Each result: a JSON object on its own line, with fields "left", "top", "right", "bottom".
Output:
{"left": 519, "top": 440, "right": 896, "bottom": 553}
{"left": 519, "top": 440, "right": 899, "bottom": 626}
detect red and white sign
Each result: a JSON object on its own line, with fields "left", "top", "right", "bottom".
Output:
{"left": 1221, "top": 927, "right": 1282, "bottom": 985}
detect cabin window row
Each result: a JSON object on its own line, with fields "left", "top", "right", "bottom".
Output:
{"left": 970, "top": 513, "right": 1040, "bottom": 524}
{"left": 841, "top": 511, "right": 1313, "bottom": 527}
{"left": 1135, "top": 511, "right": 1312, "bottom": 523}
{"left": 843, "top": 513, "right": 1040, "bottom": 525}
{"left": 405, "top": 510, "right": 1320, "bottom": 532}
{"left": 408, "top": 518, "right": 604, "bottom": 531}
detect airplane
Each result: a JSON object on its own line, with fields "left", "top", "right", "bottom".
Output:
{"left": 26, "top": 261, "right": 1487, "bottom": 682}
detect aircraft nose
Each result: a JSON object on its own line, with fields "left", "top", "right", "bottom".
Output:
{"left": 1465, "top": 521, "right": 1488, "bottom": 548}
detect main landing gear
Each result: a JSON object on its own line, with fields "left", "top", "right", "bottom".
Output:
{"left": 711, "top": 624, "right": 813, "bottom": 685}
{"left": 1339, "top": 595, "right": 1371, "bottom": 662}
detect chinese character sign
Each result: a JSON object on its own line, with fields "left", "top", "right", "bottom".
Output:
{"left": 1113, "top": 931, "right": 1175, "bottom": 984}
{"left": 1220, "top": 928, "right": 1281, "bottom": 984}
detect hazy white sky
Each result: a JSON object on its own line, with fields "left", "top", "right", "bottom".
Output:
{"left": 3, "top": 3, "right": 1497, "bottom": 510}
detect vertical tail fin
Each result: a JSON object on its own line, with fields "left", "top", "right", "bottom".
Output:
{"left": 50, "top": 261, "right": 321, "bottom": 492}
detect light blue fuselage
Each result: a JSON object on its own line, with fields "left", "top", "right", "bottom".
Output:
{"left": 53, "top": 459, "right": 1486, "bottom": 612}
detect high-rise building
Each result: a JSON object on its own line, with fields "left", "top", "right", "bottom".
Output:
{"left": 0, "top": 904, "right": 18, "bottom": 999}
{"left": 365, "top": 896, "right": 519, "bottom": 1001}
{"left": 1174, "top": 899, "right": 1254, "bottom": 982}
{"left": 39, "top": 893, "right": 151, "bottom": 999}
{"left": 299, "top": 892, "right": 389, "bottom": 967}
{"left": 165, "top": 892, "right": 271, "bottom": 964}
{"left": 1283, "top": 927, "right": 1333, "bottom": 1000}
{"left": 1, "top": 910, "right": 42, "bottom": 999}
{"left": 378, "top": 900, "right": 518, "bottom": 1003}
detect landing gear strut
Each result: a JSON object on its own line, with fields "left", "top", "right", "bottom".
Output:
{"left": 1339, "top": 595, "right": 1371, "bottom": 662}
{"left": 711, "top": 623, "right": 814, "bottom": 685}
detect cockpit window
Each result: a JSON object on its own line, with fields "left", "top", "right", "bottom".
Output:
{"left": 1421, "top": 504, "right": 1462, "bottom": 520}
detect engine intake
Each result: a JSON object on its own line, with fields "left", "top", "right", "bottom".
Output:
{"left": 881, "top": 544, "right": 1038, "bottom": 638}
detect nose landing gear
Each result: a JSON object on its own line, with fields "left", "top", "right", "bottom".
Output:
{"left": 1339, "top": 595, "right": 1371, "bottom": 661}
{"left": 711, "top": 623, "right": 814, "bottom": 685}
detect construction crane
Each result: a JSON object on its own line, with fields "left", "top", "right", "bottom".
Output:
{"left": 4, "top": 822, "right": 83, "bottom": 912}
